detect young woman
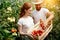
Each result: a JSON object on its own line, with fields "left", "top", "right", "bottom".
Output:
{"left": 17, "top": 2, "right": 34, "bottom": 40}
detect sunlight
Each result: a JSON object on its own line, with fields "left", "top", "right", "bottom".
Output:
{"left": 43, "top": 0, "right": 58, "bottom": 8}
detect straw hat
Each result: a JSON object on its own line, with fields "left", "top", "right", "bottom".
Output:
{"left": 32, "top": 0, "right": 44, "bottom": 4}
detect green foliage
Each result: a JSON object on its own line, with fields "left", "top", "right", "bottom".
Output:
{"left": 44, "top": 0, "right": 60, "bottom": 40}
{"left": 0, "top": 0, "right": 23, "bottom": 40}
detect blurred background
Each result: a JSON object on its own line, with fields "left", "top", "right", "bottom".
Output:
{"left": 0, "top": 0, "right": 60, "bottom": 40}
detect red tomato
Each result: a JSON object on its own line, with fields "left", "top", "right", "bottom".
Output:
{"left": 11, "top": 28, "right": 17, "bottom": 33}
{"left": 32, "top": 30, "right": 37, "bottom": 36}
{"left": 37, "top": 30, "right": 43, "bottom": 36}
{"left": 32, "top": 30, "right": 43, "bottom": 36}
{"left": 40, "top": 19, "right": 45, "bottom": 30}
{"left": 40, "top": 23, "right": 45, "bottom": 30}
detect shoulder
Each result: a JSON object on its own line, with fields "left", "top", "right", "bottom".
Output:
{"left": 18, "top": 18, "right": 24, "bottom": 22}
{"left": 31, "top": 10, "right": 36, "bottom": 16}
{"left": 33, "top": 10, "right": 36, "bottom": 13}
{"left": 42, "top": 8, "right": 49, "bottom": 13}
{"left": 17, "top": 18, "right": 24, "bottom": 25}
{"left": 41, "top": 8, "right": 49, "bottom": 11}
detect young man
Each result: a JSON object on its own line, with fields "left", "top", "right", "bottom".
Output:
{"left": 32, "top": 0, "right": 54, "bottom": 26}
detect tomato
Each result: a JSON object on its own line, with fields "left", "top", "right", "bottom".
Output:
{"left": 11, "top": 28, "right": 17, "bottom": 33}
{"left": 40, "top": 23, "right": 45, "bottom": 30}
{"left": 32, "top": 30, "right": 43, "bottom": 36}
{"left": 32, "top": 30, "right": 38, "bottom": 36}
{"left": 40, "top": 19, "right": 45, "bottom": 30}
{"left": 37, "top": 30, "right": 43, "bottom": 36}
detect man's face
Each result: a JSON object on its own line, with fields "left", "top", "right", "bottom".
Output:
{"left": 35, "top": 4, "right": 42, "bottom": 11}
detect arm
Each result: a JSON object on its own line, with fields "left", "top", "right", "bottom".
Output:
{"left": 18, "top": 24, "right": 32, "bottom": 36}
{"left": 18, "top": 24, "right": 24, "bottom": 34}
{"left": 18, "top": 25, "right": 33, "bottom": 38}
{"left": 45, "top": 12, "right": 54, "bottom": 25}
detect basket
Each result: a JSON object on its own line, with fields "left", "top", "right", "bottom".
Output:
{"left": 28, "top": 21, "right": 53, "bottom": 40}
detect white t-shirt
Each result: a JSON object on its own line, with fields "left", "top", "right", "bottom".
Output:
{"left": 32, "top": 8, "right": 49, "bottom": 24}
{"left": 17, "top": 16, "right": 34, "bottom": 33}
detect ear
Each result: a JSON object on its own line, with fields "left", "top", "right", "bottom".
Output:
{"left": 24, "top": 9, "right": 27, "bottom": 13}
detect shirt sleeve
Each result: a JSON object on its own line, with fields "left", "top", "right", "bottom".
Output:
{"left": 43, "top": 8, "right": 49, "bottom": 14}
{"left": 17, "top": 18, "right": 23, "bottom": 26}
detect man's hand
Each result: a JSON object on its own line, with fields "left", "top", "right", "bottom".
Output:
{"left": 45, "top": 11, "right": 54, "bottom": 28}
{"left": 40, "top": 19, "right": 47, "bottom": 30}
{"left": 46, "top": 12, "right": 54, "bottom": 25}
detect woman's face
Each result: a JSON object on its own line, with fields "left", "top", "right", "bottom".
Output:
{"left": 25, "top": 7, "right": 32, "bottom": 16}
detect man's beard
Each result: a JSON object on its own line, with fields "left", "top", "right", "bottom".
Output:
{"left": 36, "top": 7, "right": 41, "bottom": 11}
